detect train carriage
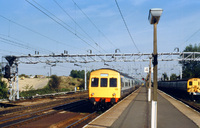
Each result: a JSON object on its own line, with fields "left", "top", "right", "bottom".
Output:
{"left": 158, "top": 78, "right": 200, "bottom": 95}
{"left": 89, "top": 68, "right": 141, "bottom": 106}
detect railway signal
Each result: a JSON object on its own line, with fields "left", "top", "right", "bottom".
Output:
{"left": 3, "top": 56, "right": 19, "bottom": 101}
{"left": 4, "top": 65, "right": 11, "bottom": 78}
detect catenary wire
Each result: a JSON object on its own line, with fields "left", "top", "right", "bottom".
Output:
{"left": 0, "top": 34, "right": 53, "bottom": 54}
{"left": 178, "top": 28, "right": 200, "bottom": 51}
{"left": 114, "top": 0, "right": 140, "bottom": 53}
{"left": 0, "top": 36, "right": 50, "bottom": 54}
{"left": 0, "top": 14, "right": 82, "bottom": 51}
{"left": 71, "top": 0, "right": 119, "bottom": 52}
{"left": 53, "top": 0, "right": 107, "bottom": 53}
{"left": 25, "top": 0, "right": 102, "bottom": 53}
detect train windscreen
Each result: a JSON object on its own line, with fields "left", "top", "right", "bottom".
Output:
{"left": 91, "top": 78, "right": 99, "bottom": 87}
{"left": 110, "top": 78, "right": 117, "bottom": 87}
{"left": 101, "top": 78, "right": 108, "bottom": 87}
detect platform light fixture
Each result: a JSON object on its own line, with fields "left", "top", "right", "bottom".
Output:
{"left": 148, "top": 8, "right": 163, "bottom": 24}
{"left": 148, "top": 8, "right": 163, "bottom": 128}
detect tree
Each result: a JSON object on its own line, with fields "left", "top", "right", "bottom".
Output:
{"left": 170, "top": 73, "right": 178, "bottom": 81}
{"left": 161, "top": 72, "right": 168, "bottom": 81}
{"left": 70, "top": 70, "right": 85, "bottom": 79}
{"left": 48, "top": 75, "right": 61, "bottom": 91}
{"left": 179, "top": 44, "right": 200, "bottom": 79}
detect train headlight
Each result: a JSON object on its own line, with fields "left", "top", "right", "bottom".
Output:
{"left": 112, "top": 93, "right": 116, "bottom": 96}
{"left": 91, "top": 93, "right": 94, "bottom": 96}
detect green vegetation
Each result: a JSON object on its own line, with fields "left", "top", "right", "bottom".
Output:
{"left": 20, "top": 85, "right": 53, "bottom": 98}
{"left": 48, "top": 75, "right": 61, "bottom": 92}
{"left": 70, "top": 70, "right": 91, "bottom": 79}
{"left": 19, "top": 74, "right": 29, "bottom": 78}
{"left": 161, "top": 72, "right": 168, "bottom": 81}
{"left": 70, "top": 70, "right": 85, "bottom": 79}
{"left": 0, "top": 77, "right": 8, "bottom": 99}
{"left": 59, "top": 76, "right": 84, "bottom": 90}
{"left": 170, "top": 73, "right": 178, "bottom": 81}
{"left": 180, "top": 44, "right": 200, "bottom": 79}
{"left": 162, "top": 44, "right": 200, "bottom": 81}
{"left": 0, "top": 67, "right": 8, "bottom": 99}
{"left": 162, "top": 73, "right": 179, "bottom": 81}
{"left": 19, "top": 75, "right": 83, "bottom": 98}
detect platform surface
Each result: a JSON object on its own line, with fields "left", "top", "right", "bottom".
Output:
{"left": 85, "top": 86, "right": 200, "bottom": 128}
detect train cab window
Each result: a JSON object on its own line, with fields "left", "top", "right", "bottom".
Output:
{"left": 91, "top": 78, "right": 99, "bottom": 87}
{"left": 189, "top": 81, "right": 192, "bottom": 86}
{"left": 110, "top": 78, "right": 117, "bottom": 87}
{"left": 101, "top": 78, "right": 107, "bottom": 87}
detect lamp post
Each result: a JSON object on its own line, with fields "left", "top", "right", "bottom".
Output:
{"left": 148, "top": 57, "right": 152, "bottom": 102}
{"left": 148, "top": 8, "right": 163, "bottom": 128}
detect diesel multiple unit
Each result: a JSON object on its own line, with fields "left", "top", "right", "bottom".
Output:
{"left": 89, "top": 68, "right": 141, "bottom": 105}
{"left": 158, "top": 78, "right": 200, "bottom": 95}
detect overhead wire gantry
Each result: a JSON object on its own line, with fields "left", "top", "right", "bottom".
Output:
{"left": 2, "top": 52, "right": 200, "bottom": 101}
{"left": 8, "top": 52, "right": 200, "bottom": 64}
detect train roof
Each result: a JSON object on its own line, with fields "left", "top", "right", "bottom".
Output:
{"left": 158, "top": 78, "right": 200, "bottom": 82}
{"left": 92, "top": 68, "right": 134, "bottom": 79}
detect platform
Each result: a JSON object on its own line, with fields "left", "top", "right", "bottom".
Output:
{"left": 84, "top": 86, "right": 200, "bottom": 128}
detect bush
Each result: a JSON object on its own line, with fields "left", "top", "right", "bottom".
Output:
{"left": 48, "top": 75, "right": 61, "bottom": 91}
{"left": 19, "top": 85, "right": 55, "bottom": 98}
{"left": 19, "top": 74, "right": 29, "bottom": 78}
{"left": 59, "top": 88, "right": 70, "bottom": 92}
{"left": 0, "top": 77, "right": 8, "bottom": 99}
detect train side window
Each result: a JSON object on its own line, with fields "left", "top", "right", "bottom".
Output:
{"left": 110, "top": 78, "right": 117, "bottom": 87}
{"left": 91, "top": 78, "right": 99, "bottom": 87}
{"left": 101, "top": 78, "right": 107, "bottom": 87}
{"left": 121, "top": 78, "right": 124, "bottom": 87}
{"left": 189, "top": 81, "right": 192, "bottom": 86}
{"left": 125, "top": 82, "right": 128, "bottom": 87}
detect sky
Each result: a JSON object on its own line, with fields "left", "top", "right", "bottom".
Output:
{"left": 0, "top": 0, "right": 200, "bottom": 78}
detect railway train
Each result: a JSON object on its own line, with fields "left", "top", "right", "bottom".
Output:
{"left": 158, "top": 78, "right": 200, "bottom": 96}
{"left": 88, "top": 68, "right": 142, "bottom": 107}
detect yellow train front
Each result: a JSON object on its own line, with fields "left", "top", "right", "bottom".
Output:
{"left": 187, "top": 78, "right": 200, "bottom": 95}
{"left": 158, "top": 78, "right": 200, "bottom": 97}
{"left": 89, "top": 68, "right": 140, "bottom": 106}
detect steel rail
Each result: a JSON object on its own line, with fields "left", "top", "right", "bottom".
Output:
{"left": 0, "top": 93, "right": 88, "bottom": 116}
{"left": 66, "top": 111, "right": 97, "bottom": 128}
{"left": 158, "top": 89, "right": 200, "bottom": 113}
{"left": 0, "top": 100, "right": 88, "bottom": 128}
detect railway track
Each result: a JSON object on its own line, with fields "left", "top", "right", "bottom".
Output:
{"left": 0, "top": 92, "right": 93, "bottom": 128}
{"left": 0, "top": 92, "right": 88, "bottom": 115}
{"left": 65, "top": 112, "right": 97, "bottom": 128}
{"left": 176, "top": 97, "right": 200, "bottom": 113}
{"left": 0, "top": 100, "right": 93, "bottom": 128}
{"left": 19, "top": 100, "right": 97, "bottom": 128}
{"left": 1, "top": 89, "right": 133, "bottom": 128}
{"left": 159, "top": 89, "right": 200, "bottom": 113}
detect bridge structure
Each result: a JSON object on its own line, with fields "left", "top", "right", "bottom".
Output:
{"left": 2, "top": 52, "right": 200, "bottom": 101}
